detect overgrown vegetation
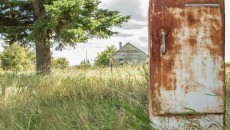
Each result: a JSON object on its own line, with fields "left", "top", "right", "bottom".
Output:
{"left": 0, "top": 66, "right": 150, "bottom": 129}
{"left": 94, "top": 45, "right": 117, "bottom": 66}
{"left": 0, "top": 65, "right": 229, "bottom": 129}
{"left": 52, "top": 57, "right": 69, "bottom": 69}
{"left": 0, "top": 43, "right": 35, "bottom": 72}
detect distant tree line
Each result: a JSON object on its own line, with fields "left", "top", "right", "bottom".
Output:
{"left": 0, "top": 44, "right": 120, "bottom": 71}
{"left": 0, "top": 43, "right": 70, "bottom": 71}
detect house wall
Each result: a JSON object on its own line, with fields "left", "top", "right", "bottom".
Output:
{"left": 110, "top": 44, "right": 148, "bottom": 65}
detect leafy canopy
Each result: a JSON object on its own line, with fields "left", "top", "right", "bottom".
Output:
{"left": 44, "top": 0, "right": 130, "bottom": 50}
{"left": 94, "top": 45, "right": 117, "bottom": 66}
{"left": 0, "top": 0, "right": 34, "bottom": 45}
{"left": 1, "top": 0, "right": 130, "bottom": 50}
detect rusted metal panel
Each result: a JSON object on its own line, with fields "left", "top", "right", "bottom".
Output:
{"left": 148, "top": 0, "right": 225, "bottom": 129}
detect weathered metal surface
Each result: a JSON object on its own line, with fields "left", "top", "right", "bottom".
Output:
{"left": 148, "top": 0, "right": 225, "bottom": 129}
{"left": 151, "top": 114, "right": 224, "bottom": 130}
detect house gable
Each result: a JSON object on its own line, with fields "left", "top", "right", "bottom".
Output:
{"left": 111, "top": 43, "right": 147, "bottom": 59}
{"left": 110, "top": 43, "right": 148, "bottom": 65}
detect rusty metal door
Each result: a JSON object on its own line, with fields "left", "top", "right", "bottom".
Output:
{"left": 148, "top": 0, "right": 225, "bottom": 129}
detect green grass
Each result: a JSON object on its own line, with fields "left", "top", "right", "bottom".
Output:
{"left": 0, "top": 65, "right": 229, "bottom": 129}
{"left": 0, "top": 66, "right": 151, "bottom": 130}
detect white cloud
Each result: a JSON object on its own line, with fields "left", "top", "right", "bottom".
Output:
{"left": 100, "top": 0, "right": 149, "bottom": 21}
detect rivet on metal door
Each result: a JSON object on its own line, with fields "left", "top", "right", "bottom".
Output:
{"left": 148, "top": 0, "right": 225, "bottom": 129}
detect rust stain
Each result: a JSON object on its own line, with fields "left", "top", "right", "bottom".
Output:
{"left": 187, "top": 12, "right": 196, "bottom": 26}
{"left": 149, "top": 0, "right": 225, "bottom": 117}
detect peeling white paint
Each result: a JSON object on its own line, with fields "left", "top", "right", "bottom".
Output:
{"left": 151, "top": 115, "right": 224, "bottom": 130}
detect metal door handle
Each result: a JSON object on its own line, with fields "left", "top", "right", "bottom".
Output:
{"left": 185, "top": 3, "right": 220, "bottom": 7}
{"left": 161, "top": 31, "right": 166, "bottom": 55}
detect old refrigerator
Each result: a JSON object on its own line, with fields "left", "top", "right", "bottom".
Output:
{"left": 148, "top": 0, "right": 225, "bottom": 129}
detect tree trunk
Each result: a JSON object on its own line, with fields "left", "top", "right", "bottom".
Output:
{"left": 36, "top": 42, "right": 51, "bottom": 74}
{"left": 32, "top": 1, "right": 52, "bottom": 74}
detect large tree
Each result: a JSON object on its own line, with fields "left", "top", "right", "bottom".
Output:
{"left": 0, "top": 0, "right": 129, "bottom": 74}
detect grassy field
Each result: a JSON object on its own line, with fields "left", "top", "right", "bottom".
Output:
{"left": 0, "top": 65, "right": 229, "bottom": 130}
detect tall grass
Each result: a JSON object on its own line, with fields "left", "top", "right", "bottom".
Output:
{"left": 0, "top": 65, "right": 229, "bottom": 129}
{"left": 0, "top": 66, "right": 151, "bottom": 129}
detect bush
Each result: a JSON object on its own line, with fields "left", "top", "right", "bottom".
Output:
{"left": 52, "top": 57, "right": 69, "bottom": 69}
{"left": 0, "top": 43, "right": 35, "bottom": 71}
{"left": 94, "top": 45, "right": 117, "bottom": 66}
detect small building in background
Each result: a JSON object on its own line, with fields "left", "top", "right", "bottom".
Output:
{"left": 110, "top": 42, "right": 148, "bottom": 65}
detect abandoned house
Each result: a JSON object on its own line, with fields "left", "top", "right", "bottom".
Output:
{"left": 110, "top": 42, "right": 148, "bottom": 65}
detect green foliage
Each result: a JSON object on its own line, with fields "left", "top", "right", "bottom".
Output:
{"left": 0, "top": 0, "right": 129, "bottom": 49}
{"left": 0, "top": 0, "right": 33, "bottom": 44}
{"left": 123, "top": 104, "right": 152, "bottom": 129}
{"left": 0, "top": 43, "right": 35, "bottom": 71}
{"left": 44, "top": 0, "right": 130, "bottom": 49}
{"left": 52, "top": 57, "right": 69, "bottom": 69}
{"left": 94, "top": 45, "right": 117, "bottom": 66}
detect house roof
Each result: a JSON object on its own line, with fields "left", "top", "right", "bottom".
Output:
{"left": 110, "top": 43, "right": 148, "bottom": 58}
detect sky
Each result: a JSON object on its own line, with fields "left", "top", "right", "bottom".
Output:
{"left": 0, "top": 0, "right": 229, "bottom": 65}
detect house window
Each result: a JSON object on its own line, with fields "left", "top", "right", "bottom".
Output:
{"left": 119, "top": 58, "right": 124, "bottom": 65}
